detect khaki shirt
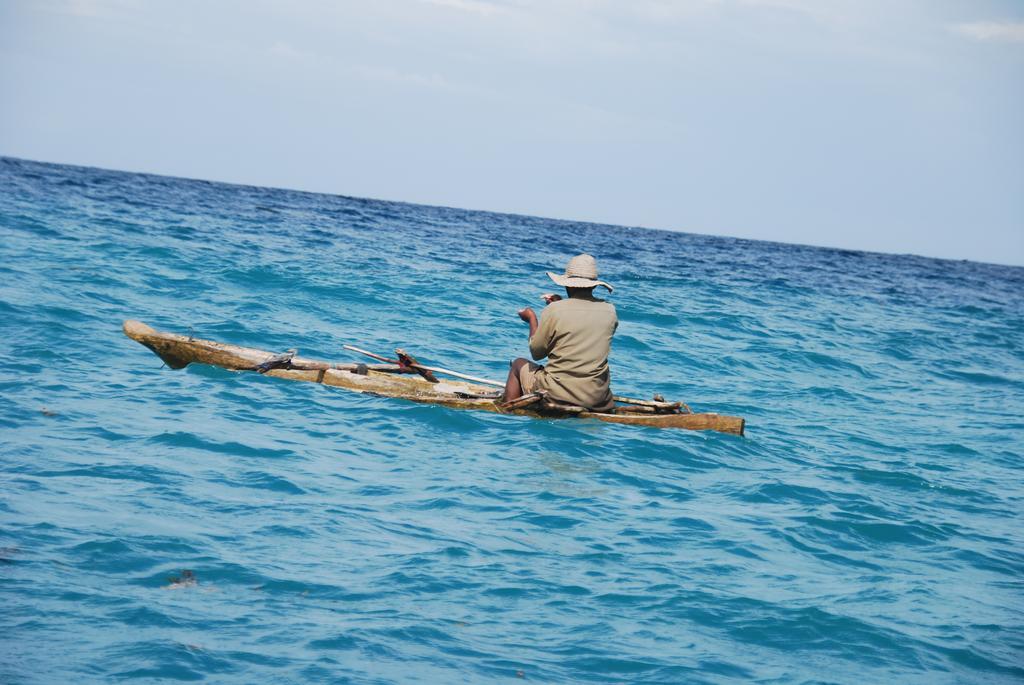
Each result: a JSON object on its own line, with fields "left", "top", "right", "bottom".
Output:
{"left": 529, "top": 296, "right": 617, "bottom": 411}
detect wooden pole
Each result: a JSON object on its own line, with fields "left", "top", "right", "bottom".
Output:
{"left": 343, "top": 345, "right": 505, "bottom": 388}
{"left": 342, "top": 345, "right": 396, "bottom": 365}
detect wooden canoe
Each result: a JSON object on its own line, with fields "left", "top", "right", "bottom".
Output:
{"left": 123, "top": 320, "right": 745, "bottom": 435}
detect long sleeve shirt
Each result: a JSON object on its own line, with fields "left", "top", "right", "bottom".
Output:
{"left": 529, "top": 296, "right": 617, "bottom": 411}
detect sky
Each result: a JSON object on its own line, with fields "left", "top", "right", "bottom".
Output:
{"left": 1, "top": 0, "right": 1022, "bottom": 265}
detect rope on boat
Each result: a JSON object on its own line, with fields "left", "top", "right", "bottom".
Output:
{"left": 254, "top": 349, "right": 297, "bottom": 374}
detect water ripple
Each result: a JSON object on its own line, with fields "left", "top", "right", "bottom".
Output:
{"left": 2, "top": 156, "right": 1023, "bottom": 683}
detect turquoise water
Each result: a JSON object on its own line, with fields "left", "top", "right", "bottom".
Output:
{"left": 1, "top": 156, "right": 1022, "bottom": 683}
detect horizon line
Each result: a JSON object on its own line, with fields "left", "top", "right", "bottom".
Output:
{"left": 4, "top": 153, "right": 1021, "bottom": 270}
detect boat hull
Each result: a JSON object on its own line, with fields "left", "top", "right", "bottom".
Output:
{"left": 123, "top": 320, "right": 745, "bottom": 435}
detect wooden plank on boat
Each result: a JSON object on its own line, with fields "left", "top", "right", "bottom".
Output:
{"left": 499, "top": 391, "right": 546, "bottom": 410}
{"left": 612, "top": 396, "right": 683, "bottom": 412}
{"left": 613, "top": 404, "right": 657, "bottom": 414}
{"left": 540, "top": 398, "right": 587, "bottom": 414}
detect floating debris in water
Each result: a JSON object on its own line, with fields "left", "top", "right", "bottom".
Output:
{"left": 166, "top": 569, "right": 198, "bottom": 589}
{"left": 40, "top": 407, "right": 57, "bottom": 417}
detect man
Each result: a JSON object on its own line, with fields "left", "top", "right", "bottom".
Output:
{"left": 502, "top": 253, "right": 618, "bottom": 412}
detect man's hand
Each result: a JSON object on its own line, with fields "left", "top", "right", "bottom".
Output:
{"left": 518, "top": 307, "right": 539, "bottom": 338}
{"left": 540, "top": 293, "right": 562, "bottom": 305}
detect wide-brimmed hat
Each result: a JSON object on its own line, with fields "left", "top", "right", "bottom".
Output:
{"left": 547, "top": 253, "right": 613, "bottom": 292}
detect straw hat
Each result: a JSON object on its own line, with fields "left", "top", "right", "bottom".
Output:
{"left": 547, "top": 253, "right": 614, "bottom": 292}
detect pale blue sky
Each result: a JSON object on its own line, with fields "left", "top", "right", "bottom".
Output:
{"left": 2, "top": 0, "right": 1022, "bottom": 264}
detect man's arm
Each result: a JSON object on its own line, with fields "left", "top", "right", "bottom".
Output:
{"left": 518, "top": 307, "right": 539, "bottom": 338}
{"left": 523, "top": 294, "right": 561, "bottom": 339}
{"left": 523, "top": 307, "right": 557, "bottom": 360}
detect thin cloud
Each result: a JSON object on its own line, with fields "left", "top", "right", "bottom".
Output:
{"left": 270, "top": 41, "right": 317, "bottom": 63}
{"left": 417, "top": 0, "right": 511, "bottom": 16}
{"left": 348, "top": 64, "right": 456, "bottom": 90}
{"left": 36, "top": 0, "right": 137, "bottom": 18}
{"left": 953, "top": 21, "right": 1024, "bottom": 43}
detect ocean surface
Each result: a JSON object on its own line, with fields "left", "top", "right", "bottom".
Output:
{"left": 1, "top": 156, "right": 1022, "bottom": 684}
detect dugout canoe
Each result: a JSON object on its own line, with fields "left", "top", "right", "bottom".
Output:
{"left": 123, "top": 320, "right": 745, "bottom": 435}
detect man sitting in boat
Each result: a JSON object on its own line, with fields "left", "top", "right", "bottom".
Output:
{"left": 502, "top": 254, "right": 617, "bottom": 412}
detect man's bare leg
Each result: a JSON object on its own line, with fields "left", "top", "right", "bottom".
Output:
{"left": 502, "top": 358, "right": 531, "bottom": 403}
